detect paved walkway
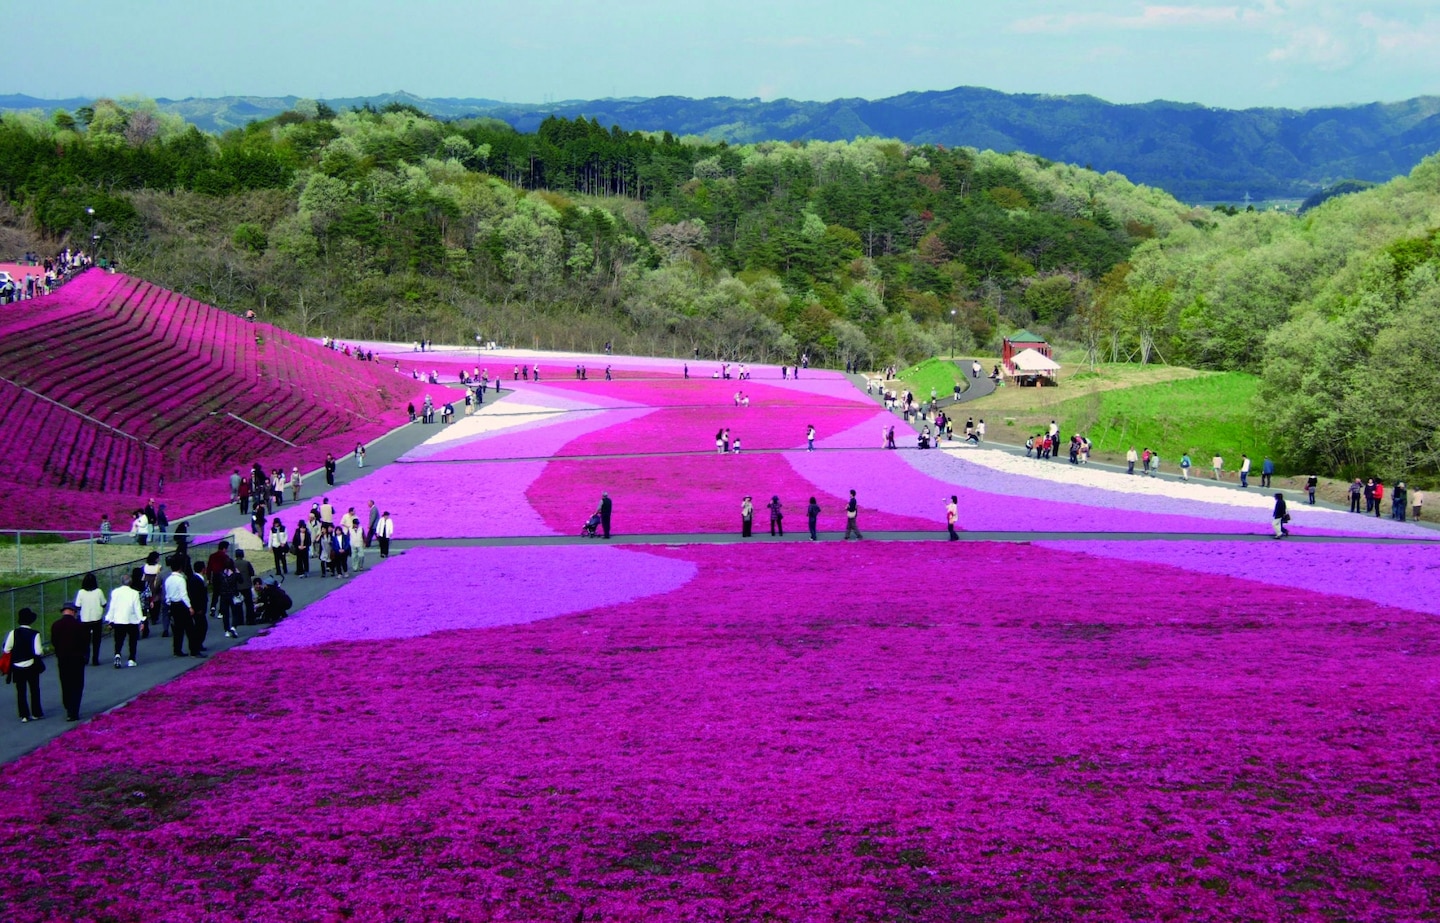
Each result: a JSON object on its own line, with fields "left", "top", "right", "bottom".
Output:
{"left": 951, "top": 359, "right": 997, "bottom": 403}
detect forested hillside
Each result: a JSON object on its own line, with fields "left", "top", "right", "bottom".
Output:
{"left": 1116, "top": 154, "right": 1440, "bottom": 477}
{"left": 9, "top": 86, "right": 1440, "bottom": 201}
{"left": 0, "top": 98, "right": 1194, "bottom": 368}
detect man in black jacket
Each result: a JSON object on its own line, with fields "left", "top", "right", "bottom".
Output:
{"left": 599, "top": 492, "right": 613, "bottom": 539}
{"left": 50, "top": 603, "right": 88, "bottom": 722}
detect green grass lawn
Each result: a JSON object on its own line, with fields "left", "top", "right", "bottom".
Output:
{"left": 893, "top": 358, "right": 965, "bottom": 400}
{"left": 1051, "top": 372, "right": 1275, "bottom": 467}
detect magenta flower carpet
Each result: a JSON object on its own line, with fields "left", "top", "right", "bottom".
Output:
{"left": 4, "top": 352, "right": 1438, "bottom": 921}
{"left": 0, "top": 273, "right": 435, "bottom": 530}
{"left": 5, "top": 541, "right": 1440, "bottom": 921}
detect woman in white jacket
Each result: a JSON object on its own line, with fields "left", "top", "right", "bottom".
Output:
{"left": 74, "top": 572, "right": 108, "bottom": 667}
{"left": 268, "top": 519, "right": 289, "bottom": 580}
{"left": 106, "top": 568, "right": 146, "bottom": 668}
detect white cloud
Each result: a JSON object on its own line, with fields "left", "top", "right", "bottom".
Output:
{"left": 1265, "top": 25, "right": 1355, "bottom": 68}
{"left": 1010, "top": 5, "right": 1260, "bottom": 34}
{"left": 1356, "top": 11, "right": 1440, "bottom": 58}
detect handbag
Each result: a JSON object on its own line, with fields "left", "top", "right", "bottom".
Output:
{"left": 0, "top": 651, "right": 10, "bottom": 677}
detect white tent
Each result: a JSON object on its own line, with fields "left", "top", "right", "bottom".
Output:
{"left": 1010, "top": 348, "right": 1060, "bottom": 372}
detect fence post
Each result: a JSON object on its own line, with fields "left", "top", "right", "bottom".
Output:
{"left": 14, "top": 531, "right": 20, "bottom": 572}
{"left": 90, "top": 534, "right": 96, "bottom": 573}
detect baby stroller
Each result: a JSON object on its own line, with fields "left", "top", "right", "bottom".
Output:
{"left": 581, "top": 512, "right": 603, "bottom": 538}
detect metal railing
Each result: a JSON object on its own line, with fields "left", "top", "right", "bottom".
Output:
{"left": 1, "top": 531, "right": 227, "bottom": 646}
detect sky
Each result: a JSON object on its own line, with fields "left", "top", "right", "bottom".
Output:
{"left": 10, "top": 0, "right": 1440, "bottom": 110}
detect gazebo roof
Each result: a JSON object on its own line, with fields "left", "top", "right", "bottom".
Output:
{"left": 1011, "top": 348, "right": 1061, "bottom": 372}
{"left": 1007, "top": 329, "right": 1048, "bottom": 344}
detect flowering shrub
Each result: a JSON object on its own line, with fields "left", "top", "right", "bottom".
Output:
{"left": 2, "top": 541, "right": 1437, "bottom": 921}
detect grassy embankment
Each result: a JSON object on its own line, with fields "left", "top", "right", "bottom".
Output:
{"left": 890, "top": 358, "right": 966, "bottom": 400}
{"left": 959, "top": 363, "right": 1277, "bottom": 466}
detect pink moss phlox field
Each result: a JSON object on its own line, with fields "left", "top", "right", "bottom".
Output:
{"left": 3, "top": 542, "right": 1438, "bottom": 921}
{"left": 1042, "top": 539, "right": 1440, "bottom": 617}
{"left": 892, "top": 434, "right": 1438, "bottom": 537}
{"left": 528, "top": 447, "right": 937, "bottom": 535}
{"left": 250, "top": 545, "right": 697, "bottom": 648}
{"left": 310, "top": 460, "right": 555, "bottom": 537}
{"left": 409, "top": 408, "right": 654, "bottom": 462}
{"left": 788, "top": 441, "right": 1273, "bottom": 534}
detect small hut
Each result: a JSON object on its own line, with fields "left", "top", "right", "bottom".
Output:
{"left": 1002, "top": 331, "right": 1059, "bottom": 385}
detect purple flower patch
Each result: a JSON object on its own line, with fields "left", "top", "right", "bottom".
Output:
{"left": 250, "top": 544, "right": 698, "bottom": 648}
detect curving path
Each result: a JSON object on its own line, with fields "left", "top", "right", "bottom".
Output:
{"left": 950, "top": 358, "right": 997, "bottom": 403}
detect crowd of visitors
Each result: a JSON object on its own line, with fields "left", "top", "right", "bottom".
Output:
{"left": 1, "top": 546, "right": 295, "bottom": 724}
{"left": 0, "top": 248, "right": 92, "bottom": 303}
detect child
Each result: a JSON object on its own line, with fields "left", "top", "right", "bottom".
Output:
{"left": 98, "top": 514, "right": 112, "bottom": 544}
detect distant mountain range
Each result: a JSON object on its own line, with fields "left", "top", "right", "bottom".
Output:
{"left": 5, "top": 87, "right": 1440, "bottom": 202}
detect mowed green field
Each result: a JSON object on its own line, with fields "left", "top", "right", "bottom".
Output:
{"left": 1052, "top": 372, "right": 1274, "bottom": 467}
{"left": 892, "top": 357, "right": 967, "bottom": 398}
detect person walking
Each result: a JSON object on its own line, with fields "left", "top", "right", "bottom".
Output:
{"left": 50, "top": 603, "right": 87, "bottom": 722}
{"left": 349, "top": 519, "right": 367, "bottom": 572}
{"left": 316, "top": 525, "right": 333, "bottom": 577}
{"left": 741, "top": 496, "right": 754, "bottom": 537}
{"left": 183, "top": 557, "right": 209, "bottom": 656}
{"left": 73, "top": 572, "right": 107, "bottom": 667}
{"left": 1349, "top": 478, "right": 1363, "bottom": 513}
{"left": 234, "top": 551, "right": 257, "bottom": 625}
{"left": 269, "top": 519, "right": 289, "bottom": 579}
{"left": 1393, "top": 482, "right": 1408, "bottom": 521}
{"left": 1261, "top": 456, "right": 1274, "bottom": 488}
{"left": 376, "top": 512, "right": 395, "bottom": 558}
{"left": 205, "top": 541, "right": 237, "bottom": 620}
{"left": 1413, "top": 487, "right": 1424, "bottom": 521}
{"left": 1373, "top": 480, "right": 1384, "bottom": 517}
{"left": 1212, "top": 454, "right": 1223, "bottom": 480}
{"left": 1272, "top": 493, "right": 1290, "bottom": 539}
{"left": 4, "top": 608, "right": 45, "bottom": 722}
{"left": 844, "top": 490, "right": 863, "bottom": 540}
{"left": 164, "top": 554, "right": 197, "bottom": 657}
{"left": 807, "top": 497, "right": 821, "bottom": 541}
{"left": 291, "top": 467, "right": 302, "bottom": 502}
{"left": 106, "top": 568, "right": 145, "bottom": 668}
{"left": 1306, "top": 474, "right": 1319, "bottom": 506}
{"left": 767, "top": 495, "right": 784, "bottom": 537}
{"left": 1126, "top": 446, "right": 1138, "bottom": 475}
{"left": 1180, "top": 453, "right": 1192, "bottom": 481}
{"left": 598, "top": 493, "right": 612, "bottom": 539}
{"left": 324, "top": 453, "right": 337, "bottom": 486}
{"left": 807, "top": 425, "right": 815, "bottom": 452}
{"left": 238, "top": 477, "right": 251, "bottom": 515}
{"left": 366, "top": 500, "right": 380, "bottom": 548}
{"left": 355, "top": 443, "right": 366, "bottom": 468}
{"left": 292, "top": 521, "right": 312, "bottom": 577}
{"left": 1239, "top": 454, "right": 1251, "bottom": 488}
{"left": 1364, "top": 479, "right": 1376, "bottom": 514}
{"left": 946, "top": 495, "right": 959, "bottom": 541}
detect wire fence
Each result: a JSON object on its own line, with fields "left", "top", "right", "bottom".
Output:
{"left": 1, "top": 531, "right": 228, "bottom": 647}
